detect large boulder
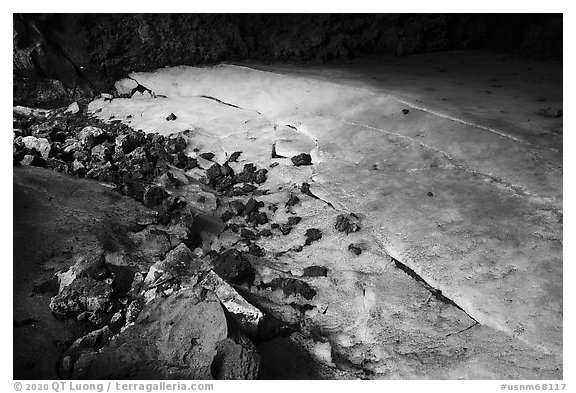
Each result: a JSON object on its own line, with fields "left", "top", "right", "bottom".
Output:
{"left": 69, "top": 288, "right": 259, "bottom": 379}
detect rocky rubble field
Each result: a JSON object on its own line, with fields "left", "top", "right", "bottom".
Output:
{"left": 13, "top": 102, "right": 358, "bottom": 379}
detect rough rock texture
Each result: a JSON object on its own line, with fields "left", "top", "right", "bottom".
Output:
{"left": 13, "top": 14, "right": 562, "bottom": 107}
{"left": 13, "top": 166, "right": 157, "bottom": 379}
{"left": 70, "top": 288, "right": 259, "bottom": 379}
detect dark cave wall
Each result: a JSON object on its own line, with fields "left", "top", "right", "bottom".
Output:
{"left": 13, "top": 13, "right": 562, "bottom": 108}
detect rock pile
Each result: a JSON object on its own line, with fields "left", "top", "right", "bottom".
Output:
{"left": 12, "top": 103, "right": 349, "bottom": 380}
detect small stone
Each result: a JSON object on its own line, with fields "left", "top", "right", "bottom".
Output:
{"left": 200, "top": 152, "right": 215, "bottom": 161}
{"left": 303, "top": 266, "right": 328, "bottom": 277}
{"left": 259, "top": 229, "right": 273, "bottom": 237}
{"left": 91, "top": 145, "right": 110, "bottom": 162}
{"left": 348, "top": 243, "right": 362, "bottom": 255}
{"left": 240, "top": 228, "right": 257, "bottom": 240}
{"left": 248, "top": 243, "right": 265, "bottom": 256}
{"left": 221, "top": 211, "right": 233, "bottom": 222}
{"left": 244, "top": 198, "right": 259, "bottom": 215}
{"left": 427, "top": 191, "right": 434, "bottom": 197}
{"left": 242, "top": 184, "right": 257, "bottom": 193}
{"left": 206, "top": 163, "right": 222, "bottom": 181}
{"left": 228, "top": 200, "right": 245, "bottom": 216}
{"left": 243, "top": 163, "right": 256, "bottom": 173}
{"left": 255, "top": 169, "right": 268, "bottom": 184}
{"left": 109, "top": 311, "right": 125, "bottom": 333}
{"left": 72, "top": 159, "right": 86, "bottom": 176}
{"left": 143, "top": 185, "right": 169, "bottom": 207}
{"left": 166, "top": 113, "right": 177, "bottom": 121}
{"left": 115, "top": 132, "right": 145, "bottom": 154}
{"left": 221, "top": 162, "right": 234, "bottom": 177}
{"left": 173, "top": 151, "right": 189, "bottom": 169}
{"left": 288, "top": 216, "right": 302, "bottom": 226}
{"left": 402, "top": 109, "right": 410, "bottom": 115}
{"left": 304, "top": 228, "right": 322, "bottom": 246}
{"left": 125, "top": 299, "right": 143, "bottom": 324}
{"left": 286, "top": 194, "right": 300, "bottom": 208}
{"left": 301, "top": 182, "right": 314, "bottom": 197}
{"left": 22, "top": 136, "right": 51, "bottom": 159}
{"left": 65, "top": 102, "right": 80, "bottom": 114}
{"left": 165, "top": 136, "right": 187, "bottom": 154}
{"left": 228, "top": 151, "right": 242, "bottom": 162}
{"left": 130, "top": 272, "right": 145, "bottom": 295}
{"left": 335, "top": 215, "right": 360, "bottom": 235}
{"left": 248, "top": 211, "right": 268, "bottom": 226}
{"left": 291, "top": 153, "right": 312, "bottom": 166}
{"left": 21, "top": 154, "right": 46, "bottom": 167}
{"left": 280, "top": 224, "right": 292, "bottom": 236}
{"left": 49, "top": 278, "right": 113, "bottom": 319}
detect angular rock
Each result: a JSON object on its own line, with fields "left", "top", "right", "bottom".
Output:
{"left": 228, "top": 200, "right": 245, "bottom": 216}
{"left": 125, "top": 299, "right": 143, "bottom": 324}
{"left": 262, "top": 277, "right": 316, "bottom": 300}
{"left": 69, "top": 288, "right": 258, "bottom": 379}
{"left": 65, "top": 102, "right": 80, "bottom": 114}
{"left": 291, "top": 153, "right": 312, "bottom": 166}
{"left": 211, "top": 249, "right": 255, "bottom": 285}
{"left": 248, "top": 243, "right": 265, "bottom": 256}
{"left": 228, "top": 151, "right": 242, "bottom": 162}
{"left": 288, "top": 216, "right": 302, "bottom": 226}
{"left": 90, "top": 144, "right": 111, "bottom": 162}
{"left": 206, "top": 163, "right": 222, "bottom": 182}
{"left": 279, "top": 224, "right": 292, "bottom": 236}
{"left": 348, "top": 243, "right": 362, "bottom": 255}
{"left": 285, "top": 194, "right": 300, "bottom": 208}
{"left": 109, "top": 311, "right": 125, "bottom": 333}
{"left": 22, "top": 136, "right": 51, "bottom": 159}
{"left": 304, "top": 228, "right": 322, "bottom": 245}
{"left": 164, "top": 135, "right": 187, "bottom": 154}
{"left": 71, "top": 159, "right": 86, "bottom": 176}
{"left": 130, "top": 226, "right": 172, "bottom": 259}
{"left": 115, "top": 132, "right": 145, "bottom": 154}
{"left": 200, "top": 152, "right": 215, "bottom": 161}
{"left": 301, "top": 182, "right": 315, "bottom": 198}
{"left": 58, "top": 326, "right": 114, "bottom": 378}
{"left": 21, "top": 154, "right": 46, "bottom": 167}
{"left": 254, "top": 168, "right": 268, "bottom": 184}
{"left": 143, "top": 243, "right": 202, "bottom": 286}
{"left": 166, "top": 113, "right": 177, "bottom": 121}
{"left": 221, "top": 211, "right": 233, "bottom": 222}
{"left": 259, "top": 229, "right": 273, "bottom": 237}
{"left": 200, "top": 270, "right": 264, "bottom": 337}
{"left": 221, "top": 161, "right": 234, "bottom": 177}
{"left": 211, "top": 338, "right": 260, "bottom": 380}
{"left": 302, "top": 266, "right": 328, "bottom": 277}
{"left": 142, "top": 185, "right": 169, "bottom": 207}
{"left": 56, "top": 250, "right": 108, "bottom": 291}
{"left": 242, "top": 183, "right": 257, "bottom": 193}
{"left": 248, "top": 211, "right": 268, "bottom": 226}
{"left": 49, "top": 277, "right": 114, "bottom": 319}
{"left": 244, "top": 198, "right": 261, "bottom": 215}
{"left": 335, "top": 214, "right": 360, "bottom": 234}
